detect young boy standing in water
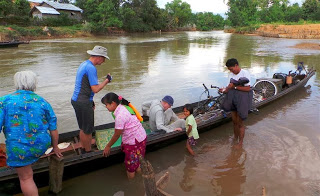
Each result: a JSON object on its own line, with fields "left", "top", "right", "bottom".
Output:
{"left": 220, "top": 58, "right": 252, "bottom": 148}
{"left": 183, "top": 104, "right": 199, "bottom": 155}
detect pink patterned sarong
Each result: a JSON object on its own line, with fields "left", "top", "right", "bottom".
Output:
{"left": 121, "top": 138, "right": 147, "bottom": 172}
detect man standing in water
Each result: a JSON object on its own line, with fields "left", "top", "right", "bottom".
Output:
{"left": 220, "top": 58, "right": 252, "bottom": 148}
{"left": 71, "top": 46, "right": 112, "bottom": 153}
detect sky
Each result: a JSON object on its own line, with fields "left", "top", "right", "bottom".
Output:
{"left": 156, "top": 0, "right": 305, "bottom": 15}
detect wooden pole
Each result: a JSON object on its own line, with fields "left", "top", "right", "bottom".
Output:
{"left": 48, "top": 156, "right": 64, "bottom": 194}
{"left": 140, "top": 157, "right": 165, "bottom": 196}
{"left": 140, "top": 157, "right": 172, "bottom": 196}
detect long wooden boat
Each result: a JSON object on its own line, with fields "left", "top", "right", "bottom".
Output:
{"left": 0, "top": 68, "right": 316, "bottom": 189}
{"left": 0, "top": 41, "right": 29, "bottom": 48}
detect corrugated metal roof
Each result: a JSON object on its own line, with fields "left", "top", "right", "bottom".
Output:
{"left": 44, "top": 1, "right": 83, "bottom": 12}
{"left": 28, "top": 0, "right": 44, "bottom": 3}
{"left": 35, "top": 6, "right": 60, "bottom": 15}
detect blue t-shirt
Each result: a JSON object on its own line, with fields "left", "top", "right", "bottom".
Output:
{"left": 72, "top": 60, "right": 98, "bottom": 102}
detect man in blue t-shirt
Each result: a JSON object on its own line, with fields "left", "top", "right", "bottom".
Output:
{"left": 71, "top": 45, "right": 112, "bottom": 153}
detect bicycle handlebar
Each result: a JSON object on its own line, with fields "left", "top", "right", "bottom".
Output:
{"left": 211, "top": 85, "right": 219, "bottom": 89}
{"left": 202, "top": 83, "right": 209, "bottom": 92}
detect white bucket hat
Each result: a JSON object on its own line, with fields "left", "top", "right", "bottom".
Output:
{"left": 87, "top": 45, "right": 110, "bottom": 59}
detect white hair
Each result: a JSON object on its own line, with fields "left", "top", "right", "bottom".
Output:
{"left": 14, "top": 71, "right": 38, "bottom": 91}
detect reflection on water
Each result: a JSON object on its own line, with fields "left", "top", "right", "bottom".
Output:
{"left": 0, "top": 32, "right": 320, "bottom": 195}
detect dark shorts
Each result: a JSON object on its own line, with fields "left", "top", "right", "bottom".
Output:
{"left": 222, "top": 89, "right": 253, "bottom": 120}
{"left": 187, "top": 136, "right": 197, "bottom": 146}
{"left": 71, "top": 100, "right": 95, "bottom": 134}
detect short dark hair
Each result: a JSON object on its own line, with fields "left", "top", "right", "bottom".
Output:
{"left": 184, "top": 104, "right": 193, "bottom": 114}
{"left": 226, "top": 58, "right": 239, "bottom": 67}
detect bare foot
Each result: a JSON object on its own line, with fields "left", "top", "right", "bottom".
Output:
{"left": 233, "top": 143, "right": 243, "bottom": 149}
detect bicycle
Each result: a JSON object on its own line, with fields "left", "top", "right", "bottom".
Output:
{"left": 193, "top": 84, "right": 226, "bottom": 117}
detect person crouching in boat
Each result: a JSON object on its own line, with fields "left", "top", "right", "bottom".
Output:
{"left": 220, "top": 58, "right": 252, "bottom": 148}
{"left": 101, "top": 92, "right": 147, "bottom": 179}
{"left": 141, "top": 95, "right": 185, "bottom": 134}
{"left": 0, "top": 71, "right": 62, "bottom": 195}
{"left": 183, "top": 104, "right": 199, "bottom": 156}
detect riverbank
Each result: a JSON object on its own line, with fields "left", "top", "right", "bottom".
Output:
{"left": 0, "top": 25, "right": 93, "bottom": 41}
{"left": 1, "top": 23, "right": 320, "bottom": 42}
{"left": 225, "top": 23, "right": 320, "bottom": 39}
{"left": 0, "top": 25, "right": 197, "bottom": 42}
{"left": 256, "top": 24, "right": 320, "bottom": 39}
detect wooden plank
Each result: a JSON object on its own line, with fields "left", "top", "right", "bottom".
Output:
{"left": 140, "top": 157, "right": 164, "bottom": 196}
{"left": 49, "top": 156, "right": 64, "bottom": 194}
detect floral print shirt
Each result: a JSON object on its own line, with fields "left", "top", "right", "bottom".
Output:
{"left": 0, "top": 90, "right": 57, "bottom": 167}
{"left": 114, "top": 104, "right": 147, "bottom": 145}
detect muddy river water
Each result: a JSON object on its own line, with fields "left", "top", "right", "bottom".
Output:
{"left": 0, "top": 31, "right": 319, "bottom": 195}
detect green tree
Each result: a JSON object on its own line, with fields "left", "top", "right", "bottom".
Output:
{"left": 121, "top": 0, "right": 166, "bottom": 32}
{"left": 14, "top": 0, "right": 31, "bottom": 17}
{"left": 258, "top": 1, "right": 287, "bottom": 23}
{"left": 165, "top": 0, "right": 192, "bottom": 27}
{"left": 195, "top": 12, "right": 225, "bottom": 31}
{"left": 302, "top": 0, "right": 319, "bottom": 20}
{"left": 97, "top": 0, "right": 122, "bottom": 28}
{"left": 0, "top": 0, "right": 14, "bottom": 16}
{"left": 284, "top": 3, "right": 303, "bottom": 22}
{"left": 226, "top": 0, "right": 258, "bottom": 26}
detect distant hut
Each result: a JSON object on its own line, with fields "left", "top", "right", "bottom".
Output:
{"left": 39, "top": 1, "right": 82, "bottom": 21}
{"left": 30, "top": 6, "right": 60, "bottom": 19}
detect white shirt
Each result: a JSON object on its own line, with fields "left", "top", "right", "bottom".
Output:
{"left": 229, "top": 69, "right": 251, "bottom": 86}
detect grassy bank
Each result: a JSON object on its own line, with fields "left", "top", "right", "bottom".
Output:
{"left": 0, "top": 25, "right": 90, "bottom": 41}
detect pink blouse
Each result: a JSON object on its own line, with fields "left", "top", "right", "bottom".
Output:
{"left": 114, "top": 104, "right": 147, "bottom": 145}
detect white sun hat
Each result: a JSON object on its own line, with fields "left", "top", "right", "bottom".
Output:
{"left": 87, "top": 45, "right": 110, "bottom": 59}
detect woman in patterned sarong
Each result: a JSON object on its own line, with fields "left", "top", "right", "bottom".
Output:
{"left": 101, "top": 92, "right": 147, "bottom": 179}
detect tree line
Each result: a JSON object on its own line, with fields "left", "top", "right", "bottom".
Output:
{"left": 0, "top": 0, "right": 319, "bottom": 33}
{"left": 75, "top": 0, "right": 225, "bottom": 32}
{"left": 227, "top": 0, "right": 320, "bottom": 27}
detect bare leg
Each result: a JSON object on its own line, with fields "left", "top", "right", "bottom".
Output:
{"left": 238, "top": 115, "right": 245, "bottom": 147}
{"left": 127, "top": 171, "right": 135, "bottom": 179}
{"left": 79, "top": 130, "right": 92, "bottom": 152}
{"left": 231, "top": 111, "right": 240, "bottom": 142}
{"left": 186, "top": 141, "right": 195, "bottom": 156}
{"left": 16, "top": 165, "right": 38, "bottom": 196}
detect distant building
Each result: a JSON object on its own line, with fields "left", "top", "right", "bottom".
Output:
{"left": 30, "top": 6, "right": 60, "bottom": 19}
{"left": 30, "top": 1, "right": 82, "bottom": 21}
{"left": 40, "top": 1, "right": 82, "bottom": 20}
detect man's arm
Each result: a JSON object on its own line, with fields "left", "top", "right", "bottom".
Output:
{"left": 91, "top": 78, "right": 110, "bottom": 93}
{"left": 220, "top": 83, "right": 235, "bottom": 93}
{"left": 155, "top": 111, "right": 173, "bottom": 133}
{"left": 141, "top": 100, "right": 152, "bottom": 116}
{"left": 171, "top": 110, "right": 179, "bottom": 121}
{"left": 236, "top": 85, "right": 251, "bottom": 92}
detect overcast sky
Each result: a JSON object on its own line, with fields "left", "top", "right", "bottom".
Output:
{"left": 156, "top": 0, "right": 305, "bottom": 15}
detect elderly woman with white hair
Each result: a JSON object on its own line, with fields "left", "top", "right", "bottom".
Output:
{"left": 0, "top": 71, "right": 62, "bottom": 195}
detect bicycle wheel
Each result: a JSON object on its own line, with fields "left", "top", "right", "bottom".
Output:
{"left": 253, "top": 80, "right": 278, "bottom": 99}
